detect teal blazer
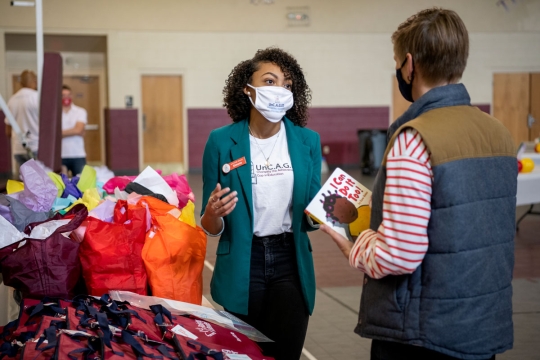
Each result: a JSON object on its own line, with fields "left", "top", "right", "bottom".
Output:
{"left": 201, "top": 117, "right": 321, "bottom": 315}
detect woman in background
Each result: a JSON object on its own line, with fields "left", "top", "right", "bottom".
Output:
{"left": 200, "top": 47, "right": 321, "bottom": 359}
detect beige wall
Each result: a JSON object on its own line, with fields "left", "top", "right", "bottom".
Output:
{"left": 1, "top": 0, "right": 540, "bottom": 109}
{"left": 1, "top": 0, "right": 539, "bottom": 33}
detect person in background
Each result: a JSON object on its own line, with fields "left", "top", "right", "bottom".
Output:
{"left": 201, "top": 47, "right": 321, "bottom": 359}
{"left": 5, "top": 70, "right": 39, "bottom": 168}
{"left": 321, "top": 8, "right": 516, "bottom": 360}
{"left": 61, "top": 85, "right": 87, "bottom": 176}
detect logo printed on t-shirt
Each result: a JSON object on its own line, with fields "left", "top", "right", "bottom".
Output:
{"left": 195, "top": 320, "right": 216, "bottom": 337}
{"left": 251, "top": 161, "right": 293, "bottom": 184}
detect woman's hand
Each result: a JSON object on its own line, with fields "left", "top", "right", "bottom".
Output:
{"left": 206, "top": 183, "right": 238, "bottom": 218}
{"left": 201, "top": 183, "right": 238, "bottom": 235}
{"left": 320, "top": 224, "right": 354, "bottom": 260}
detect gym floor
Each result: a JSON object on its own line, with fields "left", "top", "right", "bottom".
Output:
{"left": 189, "top": 169, "right": 540, "bottom": 360}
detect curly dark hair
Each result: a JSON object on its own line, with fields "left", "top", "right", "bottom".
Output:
{"left": 223, "top": 47, "right": 312, "bottom": 127}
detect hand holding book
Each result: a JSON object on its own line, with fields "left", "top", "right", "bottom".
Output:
{"left": 304, "top": 168, "right": 372, "bottom": 242}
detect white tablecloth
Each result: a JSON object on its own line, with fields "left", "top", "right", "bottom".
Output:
{"left": 516, "top": 169, "right": 540, "bottom": 206}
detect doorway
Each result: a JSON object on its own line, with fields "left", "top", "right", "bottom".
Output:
{"left": 12, "top": 74, "right": 103, "bottom": 164}
{"left": 493, "top": 73, "right": 540, "bottom": 145}
{"left": 141, "top": 75, "right": 185, "bottom": 174}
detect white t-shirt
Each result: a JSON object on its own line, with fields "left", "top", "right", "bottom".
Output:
{"left": 250, "top": 123, "right": 294, "bottom": 236}
{"left": 6, "top": 88, "right": 39, "bottom": 154}
{"left": 61, "top": 104, "right": 87, "bottom": 158}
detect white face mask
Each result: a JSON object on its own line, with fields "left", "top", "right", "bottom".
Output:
{"left": 247, "top": 84, "right": 294, "bottom": 123}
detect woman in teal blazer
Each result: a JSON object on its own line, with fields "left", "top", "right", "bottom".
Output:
{"left": 201, "top": 48, "right": 321, "bottom": 359}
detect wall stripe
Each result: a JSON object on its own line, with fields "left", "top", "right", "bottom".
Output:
{"left": 187, "top": 104, "right": 490, "bottom": 171}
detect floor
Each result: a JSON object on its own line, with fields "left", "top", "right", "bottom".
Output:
{"left": 190, "top": 168, "right": 540, "bottom": 360}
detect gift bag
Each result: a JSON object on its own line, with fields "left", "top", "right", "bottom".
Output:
{"left": 80, "top": 200, "right": 148, "bottom": 296}
{"left": 143, "top": 214, "right": 206, "bottom": 305}
{"left": 0, "top": 205, "right": 88, "bottom": 299}
{"left": 138, "top": 197, "right": 206, "bottom": 305}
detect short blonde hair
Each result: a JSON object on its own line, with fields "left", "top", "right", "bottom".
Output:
{"left": 392, "top": 8, "right": 469, "bottom": 85}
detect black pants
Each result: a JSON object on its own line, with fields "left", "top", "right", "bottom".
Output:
{"left": 227, "top": 233, "right": 309, "bottom": 360}
{"left": 62, "top": 157, "right": 86, "bottom": 176}
{"left": 371, "top": 340, "right": 496, "bottom": 360}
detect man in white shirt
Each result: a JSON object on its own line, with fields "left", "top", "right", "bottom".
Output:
{"left": 61, "top": 85, "right": 88, "bottom": 176}
{"left": 5, "top": 70, "right": 39, "bottom": 168}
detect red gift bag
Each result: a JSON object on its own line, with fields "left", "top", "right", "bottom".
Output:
{"left": 80, "top": 200, "right": 148, "bottom": 296}
{"left": 0, "top": 205, "right": 88, "bottom": 299}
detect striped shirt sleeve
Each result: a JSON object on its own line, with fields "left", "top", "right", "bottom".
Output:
{"left": 349, "top": 128, "right": 433, "bottom": 279}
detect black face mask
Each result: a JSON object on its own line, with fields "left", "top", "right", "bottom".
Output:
{"left": 396, "top": 57, "right": 414, "bottom": 102}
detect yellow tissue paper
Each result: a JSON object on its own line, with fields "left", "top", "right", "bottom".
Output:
{"left": 6, "top": 180, "right": 24, "bottom": 194}
{"left": 77, "top": 165, "right": 97, "bottom": 193}
{"left": 47, "top": 172, "right": 65, "bottom": 197}
{"left": 65, "top": 187, "right": 101, "bottom": 212}
{"left": 179, "top": 200, "right": 196, "bottom": 228}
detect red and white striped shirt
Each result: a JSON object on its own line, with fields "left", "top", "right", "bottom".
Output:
{"left": 349, "top": 128, "right": 433, "bottom": 279}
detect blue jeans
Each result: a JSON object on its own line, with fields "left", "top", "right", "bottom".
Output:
{"left": 62, "top": 157, "right": 86, "bottom": 176}
{"left": 227, "top": 233, "right": 309, "bottom": 360}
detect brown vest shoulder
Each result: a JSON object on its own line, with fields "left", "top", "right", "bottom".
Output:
{"left": 385, "top": 106, "right": 516, "bottom": 166}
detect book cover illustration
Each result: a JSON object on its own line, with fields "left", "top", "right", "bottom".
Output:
{"left": 305, "top": 168, "right": 372, "bottom": 241}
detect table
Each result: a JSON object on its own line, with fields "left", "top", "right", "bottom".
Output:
{"left": 516, "top": 169, "right": 540, "bottom": 230}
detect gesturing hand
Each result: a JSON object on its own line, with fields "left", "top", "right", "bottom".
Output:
{"left": 205, "top": 183, "right": 238, "bottom": 220}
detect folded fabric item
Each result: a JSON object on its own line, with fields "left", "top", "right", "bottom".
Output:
{"left": 103, "top": 176, "right": 132, "bottom": 194}
{"left": 125, "top": 182, "right": 168, "bottom": 204}
{"left": 51, "top": 198, "right": 73, "bottom": 212}
{"left": 60, "top": 174, "right": 82, "bottom": 199}
{"left": 6, "top": 180, "right": 24, "bottom": 195}
{"left": 6, "top": 197, "right": 53, "bottom": 232}
{"left": 133, "top": 167, "right": 178, "bottom": 207}
{"left": 47, "top": 172, "right": 65, "bottom": 197}
{"left": 0, "top": 194, "right": 13, "bottom": 223}
{"left": 9, "top": 160, "right": 57, "bottom": 212}
{"left": 0, "top": 214, "right": 24, "bottom": 249}
{"left": 103, "top": 171, "right": 193, "bottom": 207}
{"left": 65, "top": 188, "right": 101, "bottom": 212}
{"left": 94, "top": 165, "right": 115, "bottom": 184}
{"left": 0, "top": 205, "right": 88, "bottom": 299}
{"left": 76, "top": 165, "right": 97, "bottom": 193}
{"left": 80, "top": 200, "right": 148, "bottom": 296}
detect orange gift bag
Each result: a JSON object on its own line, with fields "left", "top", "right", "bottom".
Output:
{"left": 138, "top": 197, "right": 206, "bottom": 305}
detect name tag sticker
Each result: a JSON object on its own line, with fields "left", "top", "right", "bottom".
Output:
{"left": 222, "top": 157, "right": 247, "bottom": 174}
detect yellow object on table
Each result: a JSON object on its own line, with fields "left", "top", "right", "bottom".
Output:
{"left": 521, "top": 158, "right": 535, "bottom": 173}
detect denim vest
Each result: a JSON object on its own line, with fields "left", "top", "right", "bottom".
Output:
{"left": 356, "top": 84, "right": 517, "bottom": 359}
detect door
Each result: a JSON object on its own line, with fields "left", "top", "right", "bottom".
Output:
{"left": 12, "top": 74, "right": 103, "bottom": 164}
{"left": 493, "top": 73, "right": 531, "bottom": 146}
{"left": 530, "top": 74, "right": 540, "bottom": 141}
{"left": 62, "top": 76, "right": 102, "bottom": 164}
{"left": 141, "top": 75, "right": 184, "bottom": 174}
{"left": 392, "top": 76, "right": 411, "bottom": 122}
